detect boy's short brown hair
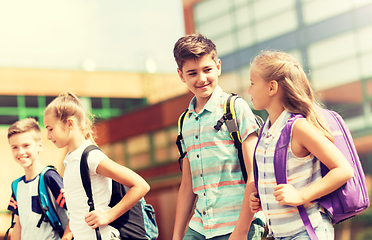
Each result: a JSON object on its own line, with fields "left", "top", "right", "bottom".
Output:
{"left": 8, "top": 118, "right": 42, "bottom": 141}
{"left": 173, "top": 33, "right": 218, "bottom": 71}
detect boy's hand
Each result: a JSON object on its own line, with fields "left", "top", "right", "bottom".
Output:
{"left": 273, "top": 184, "right": 304, "bottom": 206}
{"left": 85, "top": 210, "right": 110, "bottom": 229}
{"left": 61, "top": 232, "right": 73, "bottom": 240}
{"left": 249, "top": 192, "right": 262, "bottom": 213}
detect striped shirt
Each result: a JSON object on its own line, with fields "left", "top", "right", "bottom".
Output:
{"left": 256, "top": 110, "right": 323, "bottom": 238}
{"left": 181, "top": 85, "right": 262, "bottom": 238}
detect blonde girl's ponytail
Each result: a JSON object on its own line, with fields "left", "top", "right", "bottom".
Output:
{"left": 251, "top": 51, "right": 333, "bottom": 142}
{"left": 45, "top": 91, "right": 96, "bottom": 144}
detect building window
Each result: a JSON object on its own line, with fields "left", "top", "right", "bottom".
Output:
{"left": 302, "top": 0, "right": 352, "bottom": 25}
{"left": 0, "top": 95, "right": 147, "bottom": 126}
{"left": 25, "top": 96, "right": 39, "bottom": 108}
{"left": 0, "top": 115, "right": 19, "bottom": 125}
{"left": 0, "top": 95, "right": 18, "bottom": 107}
{"left": 308, "top": 32, "right": 357, "bottom": 69}
{"left": 311, "top": 58, "right": 359, "bottom": 91}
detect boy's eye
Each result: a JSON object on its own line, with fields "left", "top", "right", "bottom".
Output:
{"left": 188, "top": 72, "right": 196, "bottom": 76}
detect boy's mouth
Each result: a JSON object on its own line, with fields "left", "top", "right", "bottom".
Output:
{"left": 197, "top": 83, "right": 210, "bottom": 89}
{"left": 18, "top": 157, "right": 28, "bottom": 162}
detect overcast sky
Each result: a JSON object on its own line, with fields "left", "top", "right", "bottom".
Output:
{"left": 0, "top": 0, "right": 185, "bottom": 73}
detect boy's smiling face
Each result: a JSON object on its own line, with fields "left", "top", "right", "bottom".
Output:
{"left": 177, "top": 53, "right": 221, "bottom": 108}
{"left": 9, "top": 131, "right": 42, "bottom": 169}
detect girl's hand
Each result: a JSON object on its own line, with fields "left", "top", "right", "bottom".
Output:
{"left": 273, "top": 184, "right": 305, "bottom": 206}
{"left": 249, "top": 192, "right": 262, "bottom": 213}
{"left": 85, "top": 210, "right": 110, "bottom": 229}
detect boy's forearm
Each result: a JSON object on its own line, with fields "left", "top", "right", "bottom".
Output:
{"left": 233, "top": 180, "right": 256, "bottom": 236}
{"left": 172, "top": 183, "right": 196, "bottom": 240}
{"left": 11, "top": 215, "right": 21, "bottom": 240}
{"left": 233, "top": 133, "right": 258, "bottom": 235}
{"left": 61, "top": 221, "right": 73, "bottom": 240}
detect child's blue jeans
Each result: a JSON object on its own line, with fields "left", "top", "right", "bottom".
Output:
{"left": 275, "top": 212, "right": 334, "bottom": 240}
{"left": 183, "top": 218, "right": 265, "bottom": 240}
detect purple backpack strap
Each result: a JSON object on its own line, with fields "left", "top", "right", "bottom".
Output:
{"left": 273, "top": 114, "right": 302, "bottom": 184}
{"left": 274, "top": 114, "right": 319, "bottom": 240}
{"left": 253, "top": 121, "right": 266, "bottom": 196}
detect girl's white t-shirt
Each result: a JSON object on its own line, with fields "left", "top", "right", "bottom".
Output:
{"left": 63, "top": 139, "right": 119, "bottom": 240}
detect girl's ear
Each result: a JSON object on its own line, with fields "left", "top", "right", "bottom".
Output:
{"left": 268, "top": 80, "right": 279, "bottom": 96}
{"left": 67, "top": 117, "right": 74, "bottom": 129}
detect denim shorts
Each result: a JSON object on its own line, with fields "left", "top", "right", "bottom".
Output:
{"left": 183, "top": 218, "right": 265, "bottom": 240}
{"left": 275, "top": 212, "right": 334, "bottom": 240}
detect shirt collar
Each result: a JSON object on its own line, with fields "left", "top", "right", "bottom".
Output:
{"left": 64, "top": 139, "right": 94, "bottom": 162}
{"left": 263, "top": 110, "right": 292, "bottom": 140}
{"left": 188, "top": 85, "right": 223, "bottom": 116}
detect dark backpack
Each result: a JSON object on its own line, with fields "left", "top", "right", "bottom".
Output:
{"left": 4, "top": 166, "right": 65, "bottom": 239}
{"left": 176, "top": 93, "right": 263, "bottom": 182}
{"left": 80, "top": 145, "right": 158, "bottom": 240}
{"left": 253, "top": 109, "right": 370, "bottom": 240}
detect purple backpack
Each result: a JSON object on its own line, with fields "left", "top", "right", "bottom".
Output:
{"left": 253, "top": 109, "right": 370, "bottom": 240}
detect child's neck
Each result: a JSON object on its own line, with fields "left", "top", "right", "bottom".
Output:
{"left": 194, "top": 96, "right": 210, "bottom": 114}
{"left": 267, "top": 106, "right": 285, "bottom": 128}
{"left": 67, "top": 133, "right": 87, "bottom": 153}
{"left": 24, "top": 160, "right": 44, "bottom": 181}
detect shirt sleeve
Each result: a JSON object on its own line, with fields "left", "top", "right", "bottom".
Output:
{"left": 44, "top": 170, "right": 67, "bottom": 210}
{"left": 86, "top": 149, "right": 109, "bottom": 174}
{"left": 235, "top": 97, "right": 259, "bottom": 142}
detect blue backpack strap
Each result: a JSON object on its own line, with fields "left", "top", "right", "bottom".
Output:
{"left": 273, "top": 114, "right": 318, "bottom": 240}
{"left": 11, "top": 176, "right": 23, "bottom": 201}
{"left": 176, "top": 109, "right": 189, "bottom": 171}
{"left": 80, "top": 144, "right": 103, "bottom": 240}
{"left": 38, "top": 166, "right": 65, "bottom": 238}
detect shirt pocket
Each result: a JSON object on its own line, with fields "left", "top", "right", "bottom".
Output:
{"left": 32, "top": 195, "right": 42, "bottom": 214}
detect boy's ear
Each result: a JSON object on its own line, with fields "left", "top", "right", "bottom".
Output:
{"left": 38, "top": 140, "right": 43, "bottom": 151}
{"left": 268, "top": 80, "right": 279, "bottom": 96}
{"left": 177, "top": 68, "right": 186, "bottom": 83}
{"left": 217, "top": 59, "right": 221, "bottom": 76}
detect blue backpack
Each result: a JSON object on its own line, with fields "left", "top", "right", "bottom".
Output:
{"left": 253, "top": 109, "right": 370, "bottom": 240}
{"left": 4, "top": 166, "right": 65, "bottom": 239}
{"left": 80, "top": 145, "right": 159, "bottom": 240}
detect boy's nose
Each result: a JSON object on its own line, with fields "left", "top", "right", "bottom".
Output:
{"left": 198, "top": 73, "right": 207, "bottom": 82}
{"left": 18, "top": 147, "right": 26, "bottom": 154}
